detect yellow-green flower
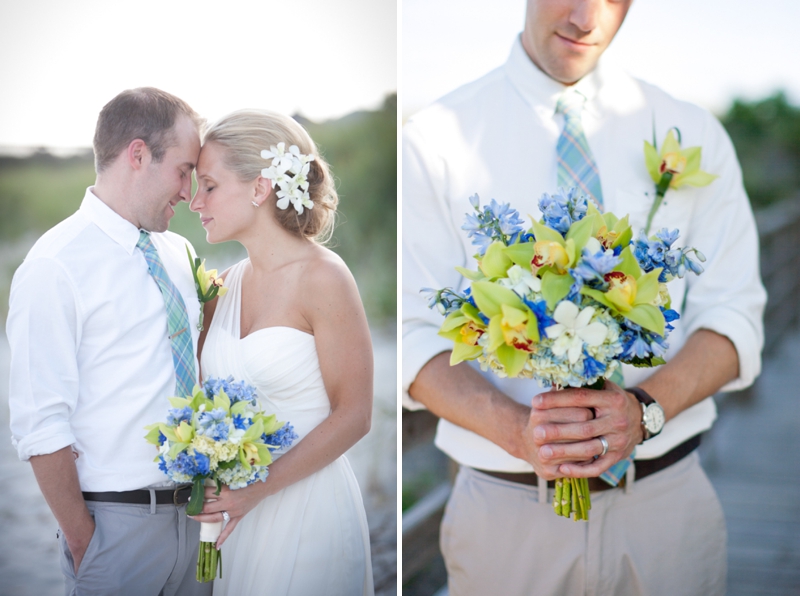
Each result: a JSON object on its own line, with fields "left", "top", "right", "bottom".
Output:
{"left": 643, "top": 129, "right": 717, "bottom": 233}
{"left": 196, "top": 260, "right": 228, "bottom": 298}
{"left": 644, "top": 129, "right": 717, "bottom": 190}
{"left": 532, "top": 240, "right": 569, "bottom": 274}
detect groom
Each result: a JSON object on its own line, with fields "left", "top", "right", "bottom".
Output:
{"left": 7, "top": 88, "right": 211, "bottom": 595}
{"left": 404, "top": 0, "right": 765, "bottom": 594}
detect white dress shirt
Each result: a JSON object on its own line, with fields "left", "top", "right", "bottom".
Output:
{"left": 7, "top": 188, "right": 202, "bottom": 491}
{"left": 402, "top": 37, "right": 766, "bottom": 470}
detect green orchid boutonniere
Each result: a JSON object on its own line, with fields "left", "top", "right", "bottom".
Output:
{"left": 643, "top": 128, "right": 718, "bottom": 233}
{"left": 186, "top": 245, "right": 228, "bottom": 331}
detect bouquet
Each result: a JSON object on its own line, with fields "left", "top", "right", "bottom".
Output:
{"left": 424, "top": 188, "right": 704, "bottom": 520}
{"left": 145, "top": 376, "right": 298, "bottom": 581}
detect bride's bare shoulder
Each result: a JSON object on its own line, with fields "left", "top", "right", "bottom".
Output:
{"left": 297, "top": 245, "right": 362, "bottom": 313}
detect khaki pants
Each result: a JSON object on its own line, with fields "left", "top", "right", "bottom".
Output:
{"left": 441, "top": 452, "right": 726, "bottom": 596}
{"left": 58, "top": 500, "right": 212, "bottom": 596}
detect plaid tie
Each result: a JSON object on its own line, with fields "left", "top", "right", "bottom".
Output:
{"left": 556, "top": 89, "right": 604, "bottom": 209}
{"left": 137, "top": 231, "right": 197, "bottom": 397}
{"left": 556, "top": 91, "right": 633, "bottom": 485}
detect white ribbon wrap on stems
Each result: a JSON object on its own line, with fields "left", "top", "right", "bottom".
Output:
{"left": 199, "top": 521, "right": 223, "bottom": 543}
{"left": 199, "top": 478, "right": 223, "bottom": 543}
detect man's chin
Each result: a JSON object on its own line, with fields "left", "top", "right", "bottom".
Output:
{"left": 544, "top": 56, "right": 599, "bottom": 86}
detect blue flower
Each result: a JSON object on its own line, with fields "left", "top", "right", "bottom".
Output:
{"left": 634, "top": 229, "right": 703, "bottom": 281}
{"left": 538, "top": 187, "right": 589, "bottom": 235}
{"left": 572, "top": 248, "right": 621, "bottom": 285}
{"left": 166, "top": 406, "right": 193, "bottom": 427}
{"left": 421, "top": 287, "right": 471, "bottom": 316}
{"left": 172, "top": 451, "right": 209, "bottom": 478}
{"left": 197, "top": 408, "right": 230, "bottom": 441}
{"left": 663, "top": 308, "right": 680, "bottom": 332}
{"left": 233, "top": 414, "right": 251, "bottom": 430}
{"left": 193, "top": 452, "right": 211, "bottom": 476}
{"left": 523, "top": 298, "right": 555, "bottom": 338}
{"left": 203, "top": 376, "right": 258, "bottom": 405}
{"left": 460, "top": 194, "right": 525, "bottom": 256}
{"left": 263, "top": 423, "right": 299, "bottom": 451}
{"left": 582, "top": 353, "right": 606, "bottom": 380}
{"left": 619, "top": 321, "right": 670, "bottom": 361}
{"left": 656, "top": 228, "right": 680, "bottom": 246}
{"left": 488, "top": 199, "right": 526, "bottom": 236}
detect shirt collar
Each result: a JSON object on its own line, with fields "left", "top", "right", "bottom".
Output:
{"left": 503, "top": 34, "right": 604, "bottom": 119}
{"left": 79, "top": 188, "right": 141, "bottom": 255}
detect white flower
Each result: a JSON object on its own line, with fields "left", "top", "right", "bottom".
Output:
{"left": 261, "top": 142, "right": 286, "bottom": 161}
{"left": 583, "top": 236, "right": 602, "bottom": 255}
{"left": 260, "top": 145, "right": 315, "bottom": 212}
{"left": 499, "top": 265, "right": 542, "bottom": 297}
{"left": 545, "top": 301, "right": 608, "bottom": 364}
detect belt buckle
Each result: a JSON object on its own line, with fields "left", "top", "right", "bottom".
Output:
{"left": 173, "top": 484, "right": 190, "bottom": 506}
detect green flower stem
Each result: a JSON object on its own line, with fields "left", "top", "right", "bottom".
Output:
{"left": 553, "top": 478, "right": 563, "bottom": 516}
{"left": 196, "top": 541, "right": 222, "bottom": 583}
{"left": 552, "top": 476, "right": 591, "bottom": 521}
{"left": 571, "top": 478, "right": 578, "bottom": 520}
{"left": 644, "top": 171, "right": 674, "bottom": 235}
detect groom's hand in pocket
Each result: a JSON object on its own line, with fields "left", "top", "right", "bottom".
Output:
{"left": 30, "top": 448, "right": 96, "bottom": 574}
{"left": 66, "top": 518, "right": 96, "bottom": 574}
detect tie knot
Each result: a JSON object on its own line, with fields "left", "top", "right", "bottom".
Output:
{"left": 137, "top": 230, "right": 154, "bottom": 253}
{"left": 556, "top": 89, "right": 587, "bottom": 119}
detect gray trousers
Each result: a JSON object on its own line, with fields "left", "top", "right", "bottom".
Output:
{"left": 57, "top": 500, "right": 213, "bottom": 596}
{"left": 441, "top": 452, "right": 726, "bottom": 596}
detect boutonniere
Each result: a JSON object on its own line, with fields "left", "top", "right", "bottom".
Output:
{"left": 643, "top": 128, "right": 717, "bottom": 233}
{"left": 186, "top": 245, "right": 228, "bottom": 331}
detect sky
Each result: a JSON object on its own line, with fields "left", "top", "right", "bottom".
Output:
{"left": 403, "top": 0, "right": 800, "bottom": 118}
{"left": 0, "top": 0, "right": 397, "bottom": 151}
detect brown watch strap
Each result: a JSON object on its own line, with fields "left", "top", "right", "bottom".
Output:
{"left": 626, "top": 386, "right": 655, "bottom": 406}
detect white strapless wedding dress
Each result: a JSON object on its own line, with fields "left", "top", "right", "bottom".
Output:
{"left": 201, "top": 260, "right": 374, "bottom": 596}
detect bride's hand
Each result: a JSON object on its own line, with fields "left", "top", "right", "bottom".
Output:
{"left": 191, "top": 483, "right": 265, "bottom": 547}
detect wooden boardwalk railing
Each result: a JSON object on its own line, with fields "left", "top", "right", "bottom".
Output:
{"left": 401, "top": 195, "right": 800, "bottom": 594}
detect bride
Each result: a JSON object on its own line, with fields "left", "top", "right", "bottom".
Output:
{"left": 188, "top": 109, "right": 375, "bottom": 595}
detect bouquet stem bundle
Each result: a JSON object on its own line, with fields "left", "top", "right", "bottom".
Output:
{"left": 197, "top": 540, "right": 222, "bottom": 583}
{"left": 189, "top": 478, "right": 223, "bottom": 583}
{"left": 553, "top": 477, "right": 591, "bottom": 521}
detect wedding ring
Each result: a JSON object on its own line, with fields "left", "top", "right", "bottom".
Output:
{"left": 222, "top": 511, "right": 230, "bottom": 523}
{"left": 598, "top": 436, "right": 609, "bottom": 457}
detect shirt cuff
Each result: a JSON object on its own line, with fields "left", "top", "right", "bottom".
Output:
{"left": 402, "top": 325, "right": 454, "bottom": 410}
{"left": 13, "top": 425, "right": 76, "bottom": 461}
{"left": 684, "top": 307, "right": 762, "bottom": 392}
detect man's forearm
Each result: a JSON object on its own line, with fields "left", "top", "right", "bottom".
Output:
{"left": 409, "top": 352, "right": 531, "bottom": 459}
{"left": 637, "top": 329, "right": 740, "bottom": 421}
{"left": 30, "top": 446, "right": 95, "bottom": 569}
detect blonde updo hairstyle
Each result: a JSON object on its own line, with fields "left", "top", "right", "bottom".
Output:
{"left": 204, "top": 109, "right": 338, "bottom": 243}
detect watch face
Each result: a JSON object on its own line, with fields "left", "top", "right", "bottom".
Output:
{"left": 644, "top": 404, "right": 666, "bottom": 434}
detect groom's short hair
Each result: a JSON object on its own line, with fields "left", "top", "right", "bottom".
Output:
{"left": 93, "top": 87, "right": 204, "bottom": 173}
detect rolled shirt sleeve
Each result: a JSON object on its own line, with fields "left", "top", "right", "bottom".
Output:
{"left": 7, "top": 257, "right": 82, "bottom": 460}
{"left": 401, "top": 119, "right": 469, "bottom": 409}
{"left": 680, "top": 114, "right": 767, "bottom": 392}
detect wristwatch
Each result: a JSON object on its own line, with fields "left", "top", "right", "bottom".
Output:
{"left": 626, "top": 387, "right": 665, "bottom": 442}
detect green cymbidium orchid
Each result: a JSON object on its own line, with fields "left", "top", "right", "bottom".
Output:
{"left": 186, "top": 245, "right": 228, "bottom": 331}
{"left": 580, "top": 246, "right": 666, "bottom": 335}
{"left": 643, "top": 128, "right": 717, "bottom": 234}
{"left": 238, "top": 418, "right": 274, "bottom": 471}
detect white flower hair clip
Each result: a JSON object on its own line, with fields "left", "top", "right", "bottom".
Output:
{"left": 260, "top": 142, "right": 316, "bottom": 214}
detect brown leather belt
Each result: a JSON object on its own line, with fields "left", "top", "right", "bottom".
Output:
{"left": 475, "top": 434, "right": 701, "bottom": 492}
{"left": 82, "top": 485, "right": 192, "bottom": 505}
